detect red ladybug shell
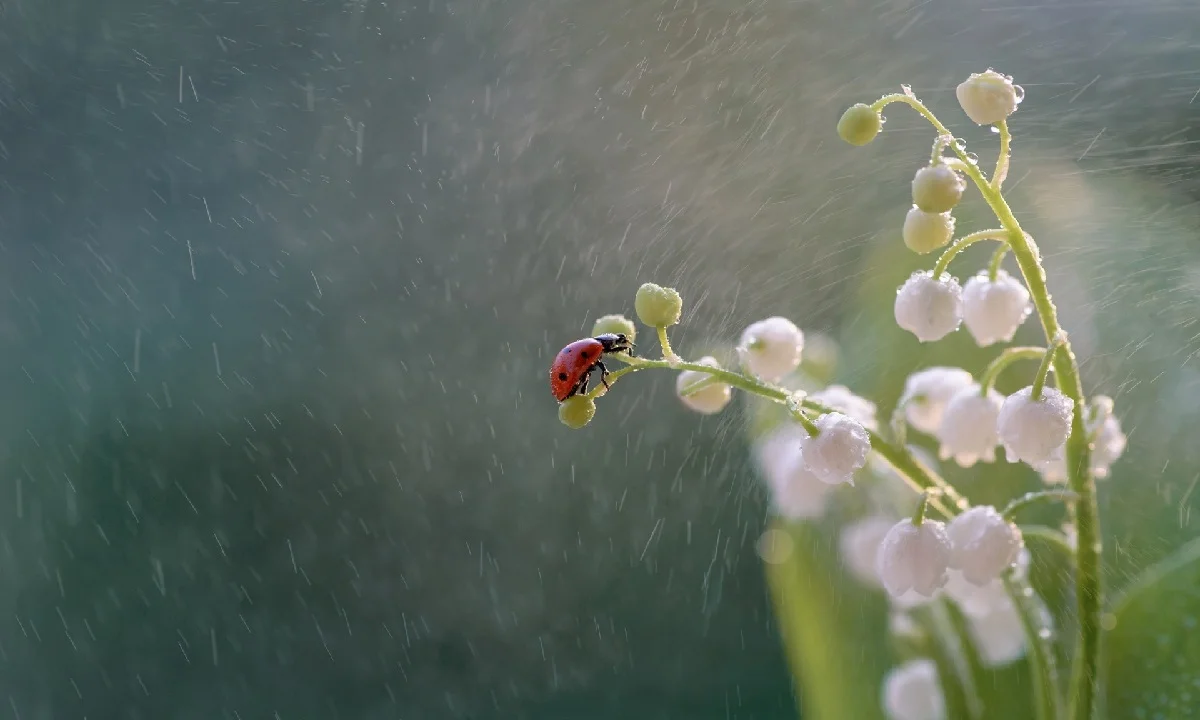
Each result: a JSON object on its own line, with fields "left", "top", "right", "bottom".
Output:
{"left": 550, "top": 338, "right": 606, "bottom": 402}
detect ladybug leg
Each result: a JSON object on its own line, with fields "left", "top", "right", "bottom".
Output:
{"left": 576, "top": 370, "right": 591, "bottom": 397}
{"left": 596, "top": 360, "right": 611, "bottom": 389}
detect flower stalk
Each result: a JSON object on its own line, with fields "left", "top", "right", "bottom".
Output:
{"left": 873, "top": 90, "right": 1099, "bottom": 720}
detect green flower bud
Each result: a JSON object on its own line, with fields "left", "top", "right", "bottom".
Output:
{"left": 558, "top": 395, "right": 597, "bottom": 429}
{"left": 634, "top": 282, "right": 683, "bottom": 328}
{"left": 592, "top": 314, "right": 636, "bottom": 342}
{"left": 911, "top": 164, "right": 965, "bottom": 213}
{"left": 902, "top": 206, "right": 956, "bottom": 255}
{"left": 837, "top": 103, "right": 883, "bottom": 146}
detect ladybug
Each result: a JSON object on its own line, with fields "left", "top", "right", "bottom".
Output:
{"left": 549, "top": 332, "right": 635, "bottom": 402}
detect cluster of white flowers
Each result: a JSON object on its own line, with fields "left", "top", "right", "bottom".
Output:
{"left": 659, "top": 70, "right": 1126, "bottom": 720}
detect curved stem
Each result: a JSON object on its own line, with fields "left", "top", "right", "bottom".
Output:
{"left": 1031, "top": 341, "right": 1061, "bottom": 401}
{"left": 988, "top": 243, "right": 1009, "bottom": 282}
{"left": 912, "top": 489, "right": 935, "bottom": 526}
{"left": 931, "top": 229, "right": 1010, "bottom": 278}
{"left": 602, "top": 355, "right": 967, "bottom": 515}
{"left": 1003, "top": 490, "right": 1079, "bottom": 521}
{"left": 993, "top": 120, "right": 1012, "bottom": 190}
{"left": 876, "top": 89, "right": 1098, "bottom": 720}
{"left": 931, "top": 133, "right": 953, "bottom": 165}
{"left": 979, "top": 346, "right": 1046, "bottom": 395}
{"left": 656, "top": 326, "right": 679, "bottom": 363}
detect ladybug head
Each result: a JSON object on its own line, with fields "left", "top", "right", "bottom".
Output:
{"left": 594, "top": 333, "right": 634, "bottom": 354}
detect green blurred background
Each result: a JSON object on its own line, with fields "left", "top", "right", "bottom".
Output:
{"left": 0, "top": 0, "right": 1198, "bottom": 717}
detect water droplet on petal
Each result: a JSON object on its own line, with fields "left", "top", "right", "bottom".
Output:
{"left": 1013, "top": 84, "right": 1026, "bottom": 103}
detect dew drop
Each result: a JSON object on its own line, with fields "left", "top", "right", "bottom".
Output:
{"left": 966, "top": 152, "right": 980, "bottom": 165}
{"left": 1013, "top": 84, "right": 1026, "bottom": 103}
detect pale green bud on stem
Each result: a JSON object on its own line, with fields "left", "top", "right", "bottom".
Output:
{"left": 635, "top": 283, "right": 683, "bottom": 329}
{"left": 592, "top": 314, "right": 636, "bottom": 342}
{"left": 558, "top": 395, "right": 596, "bottom": 429}
{"left": 837, "top": 103, "right": 883, "bottom": 146}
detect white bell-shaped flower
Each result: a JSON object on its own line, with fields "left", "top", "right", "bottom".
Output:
{"left": 998, "top": 386, "right": 1075, "bottom": 467}
{"left": 771, "top": 450, "right": 835, "bottom": 520}
{"left": 839, "top": 515, "right": 895, "bottom": 588}
{"left": 877, "top": 518, "right": 952, "bottom": 599}
{"left": 1041, "top": 395, "right": 1126, "bottom": 483}
{"left": 902, "top": 206, "right": 956, "bottom": 255}
{"left": 802, "top": 412, "right": 871, "bottom": 486}
{"left": 894, "top": 270, "right": 963, "bottom": 343}
{"left": 947, "top": 506, "right": 1023, "bottom": 586}
{"left": 901, "top": 367, "right": 975, "bottom": 435}
{"left": 962, "top": 269, "right": 1033, "bottom": 347}
{"left": 754, "top": 426, "right": 832, "bottom": 520}
{"left": 956, "top": 69, "right": 1023, "bottom": 126}
{"left": 883, "top": 659, "right": 946, "bottom": 720}
{"left": 936, "top": 384, "right": 1004, "bottom": 467}
{"left": 968, "top": 595, "right": 1031, "bottom": 667}
{"left": 675, "top": 356, "right": 732, "bottom": 414}
{"left": 738, "top": 317, "right": 804, "bottom": 381}
{"left": 811, "top": 384, "right": 878, "bottom": 430}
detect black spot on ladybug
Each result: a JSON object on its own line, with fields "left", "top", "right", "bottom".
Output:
{"left": 557, "top": 372, "right": 568, "bottom": 381}
{"left": 580, "top": 351, "right": 590, "bottom": 359}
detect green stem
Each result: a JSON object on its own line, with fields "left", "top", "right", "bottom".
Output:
{"left": 940, "top": 601, "right": 988, "bottom": 720}
{"left": 1003, "top": 490, "right": 1080, "bottom": 521}
{"left": 993, "top": 120, "right": 1012, "bottom": 190}
{"left": 931, "top": 133, "right": 953, "bottom": 165}
{"left": 931, "top": 229, "right": 1010, "bottom": 278}
{"left": 919, "top": 603, "right": 984, "bottom": 720}
{"left": 791, "top": 410, "right": 822, "bottom": 438}
{"left": 988, "top": 244, "right": 1009, "bottom": 282}
{"left": 912, "top": 489, "right": 935, "bottom": 526}
{"left": 656, "top": 326, "right": 679, "bottom": 363}
{"left": 875, "top": 90, "right": 1099, "bottom": 720}
{"left": 1031, "top": 339, "right": 1062, "bottom": 401}
{"left": 979, "top": 346, "right": 1046, "bottom": 395}
{"left": 1004, "top": 573, "right": 1062, "bottom": 720}
{"left": 601, "top": 355, "right": 967, "bottom": 516}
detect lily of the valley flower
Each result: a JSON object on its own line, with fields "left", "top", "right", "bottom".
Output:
{"left": 947, "top": 506, "right": 1023, "bottom": 586}
{"left": 962, "top": 269, "right": 1033, "bottom": 347}
{"left": 883, "top": 659, "right": 946, "bottom": 720}
{"left": 840, "top": 515, "right": 896, "bottom": 588}
{"left": 675, "top": 357, "right": 732, "bottom": 415}
{"left": 803, "top": 412, "right": 871, "bottom": 486}
{"left": 894, "top": 270, "right": 964, "bottom": 343}
{"left": 754, "top": 426, "right": 832, "bottom": 520}
{"left": 936, "top": 384, "right": 1004, "bottom": 467}
{"left": 956, "top": 69, "right": 1023, "bottom": 126}
{"left": 901, "top": 366, "right": 976, "bottom": 435}
{"left": 1041, "top": 395, "right": 1127, "bottom": 483}
{"left": 737, "top": 317, "right": 804, "bottom": 381}
{"left": 877, "top": 518, "right": 952, "bottom": 599}
{"left": 998, "top": 386, "right": 1075, "bottom": 467}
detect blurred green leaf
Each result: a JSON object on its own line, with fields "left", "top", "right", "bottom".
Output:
{"left": 765, "top": 519, "right": 885, "bottom": 720}
{"left": 1103, "top": 535, "right": 1200, "bottom": 719}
